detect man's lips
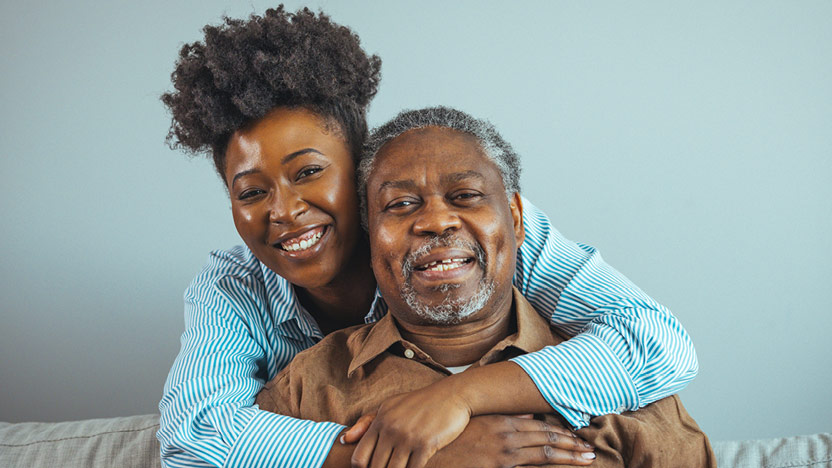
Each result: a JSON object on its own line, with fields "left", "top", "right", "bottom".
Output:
{"left": 410, "top": 249, "right": 477, "bottom": 281}
{"left": 272, "top": 226, "right": 327, "bottom": 252}
{"left": 412, "top": 249, "right": 475, "bottom": 270}
{"left": 416, "top": 257, "right": 473, "bottom": 272}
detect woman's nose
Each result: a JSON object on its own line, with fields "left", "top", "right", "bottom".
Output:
{"left": 269, "top": 186, "right": 309, "bottom": 223}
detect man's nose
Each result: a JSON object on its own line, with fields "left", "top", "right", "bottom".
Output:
{"left": 412, "top": 197, "right": 462, "bottom": 236}
{"left": 269, "top": 185, "right": 309, "bottom": 223}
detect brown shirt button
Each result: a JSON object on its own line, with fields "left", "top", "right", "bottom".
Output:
{"left": 403, "top": 348, "right": 415, "bottom": 359}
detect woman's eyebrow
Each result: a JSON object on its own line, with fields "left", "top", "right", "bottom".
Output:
{"left": 231, "top": 148, "right": 325, "bottom": 186}
{"left": 232, "top": 168, "right": 260, "bottom": 187}
{"left": 282, "top": 148, "right": 324, "bottom": 164}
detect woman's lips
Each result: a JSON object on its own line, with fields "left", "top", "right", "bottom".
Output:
{"left": 272, "top": 226, "right": 329, "bottom": 258}
{"left": 279, "top": 226, "right": 326, "bottom": 252}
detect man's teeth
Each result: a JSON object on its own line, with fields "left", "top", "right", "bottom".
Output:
{"left": 281, "top": 231, "right": 323, "bottom": 252}
{"left": 422, "top": 258, "right": 468, "bottom": 272}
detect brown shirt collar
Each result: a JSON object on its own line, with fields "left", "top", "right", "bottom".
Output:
{"left": 347, "top": 287, "right": 563, "bottom": 377}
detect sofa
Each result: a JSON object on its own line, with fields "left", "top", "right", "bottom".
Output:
{"left": 1, "top": 414, "right": 830, "bottom": 467}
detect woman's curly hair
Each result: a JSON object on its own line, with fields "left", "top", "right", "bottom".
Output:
{"left": 162, "top": 6, "right": 381, "bottom": 180}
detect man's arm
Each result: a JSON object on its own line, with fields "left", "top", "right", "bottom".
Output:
{"left": 158, "top": 250, "right": 343, "bottom": 468}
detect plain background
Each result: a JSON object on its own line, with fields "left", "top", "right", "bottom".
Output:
{"left": 1, "top": 1, "right": 830, "bottom": 442}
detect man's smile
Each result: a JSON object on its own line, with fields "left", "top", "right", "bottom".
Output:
{"left": 416, "top": 258, "right": 473, "bottom": 272}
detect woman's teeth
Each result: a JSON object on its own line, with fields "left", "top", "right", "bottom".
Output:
{"left": 421, "top": 258, "right": 468, "bottom": 272}
{"left": 281, "top": 230, "right": 323, "bottom": 252}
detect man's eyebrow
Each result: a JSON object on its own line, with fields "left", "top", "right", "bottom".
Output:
{"left": 376, "top": 170, "right": 486, "bottom": 193}
{"left": 231, "top": 148, "right": 324, "bottom": 186}
{"left": 377, "top": 179, "right": 418, "bottom": 192}
{"left": 441, "top": 170, "right": 485, "bottom": 184}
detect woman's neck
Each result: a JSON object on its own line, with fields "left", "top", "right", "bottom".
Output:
{"left": 297, "top": 237, "right": 377, "bottom": 335}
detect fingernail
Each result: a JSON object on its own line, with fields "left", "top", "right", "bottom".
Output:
{"left": 339, "top": 434, "right": 346, "bottom": 445}
{"left": 582, "top": 452, "right": 596, "bottom": 460}
{"left": 584, "top": 441, "right": 594, "bottom": 449}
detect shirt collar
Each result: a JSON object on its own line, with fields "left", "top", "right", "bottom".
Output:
{"left": 347, "top": 287, "right": 562, "bottom": 376}
{"left": 475, "top": 287, "right": 564, "bottom": 366}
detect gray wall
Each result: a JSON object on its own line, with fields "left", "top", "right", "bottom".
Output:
{"left": 1, "top": 0, "right": 830, "bottom": 442}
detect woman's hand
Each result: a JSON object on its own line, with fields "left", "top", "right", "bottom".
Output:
{"left": 346, "top": 385, "right": 595, "bottom": 468}
{"left": 346, "top": 411, "right": 595, "bottom": 468}
{"left": 349, "top": 389, "right": 472, "bottom": 468}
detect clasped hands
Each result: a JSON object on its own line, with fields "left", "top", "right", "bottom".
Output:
{"left": 338, "top": 382, "right": 596, "bottom": 468}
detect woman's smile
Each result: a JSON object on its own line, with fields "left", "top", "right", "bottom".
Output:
{"left": 275, "top": 225, "right": 327, "bottom": 253}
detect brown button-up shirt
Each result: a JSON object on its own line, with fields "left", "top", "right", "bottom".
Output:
{"left": 256, "top": 287, "right": 715, "bottom": 467}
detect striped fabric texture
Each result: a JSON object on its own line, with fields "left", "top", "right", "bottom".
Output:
{"left": 157, "top": 197, "right": 698, "bottom": 468}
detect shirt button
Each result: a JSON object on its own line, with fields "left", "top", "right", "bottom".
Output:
{"left": 404, "top": 349, "right": 415, "bottom": 359}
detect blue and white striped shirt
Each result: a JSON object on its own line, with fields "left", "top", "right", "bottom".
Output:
{"left": 158, "top": 197, "right": 698, "bottom": 468}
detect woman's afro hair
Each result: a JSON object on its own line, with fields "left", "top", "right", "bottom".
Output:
{"left": 162, "top": 6, "right": 381, "bottom": 178}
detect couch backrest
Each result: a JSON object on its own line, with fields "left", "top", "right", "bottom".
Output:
{"left": 0, "top": 414, "right": 161, "bottom": 468}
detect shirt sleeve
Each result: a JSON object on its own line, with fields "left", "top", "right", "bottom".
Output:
{"left": 509, "top": 197, "right": 698, "bottom": 429}
{"left": 157, "top": 252, "right": 344, "bottom": 468}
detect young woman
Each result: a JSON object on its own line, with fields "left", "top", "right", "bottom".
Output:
{"left": 158, "top": 7, "right": 698, "bottom": 468}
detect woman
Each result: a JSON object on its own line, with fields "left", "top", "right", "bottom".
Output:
{"left": 159, "top": 7, "right": 698, "bottom": 468}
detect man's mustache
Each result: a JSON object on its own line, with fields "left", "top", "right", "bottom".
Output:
{"left": 401, "top": 233, "right": 487, "bottom": 280}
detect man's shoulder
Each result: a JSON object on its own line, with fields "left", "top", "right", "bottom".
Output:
{"left": 285, "top": 322, "right": 375, "bottom": 374}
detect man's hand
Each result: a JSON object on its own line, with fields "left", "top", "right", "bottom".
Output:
{"left": 425, "top": 415, "right": 595, "bottom": 468}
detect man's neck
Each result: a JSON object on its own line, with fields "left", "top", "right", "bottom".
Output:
{"left": 395, "top": 290, "right": 515, "bottom": 367}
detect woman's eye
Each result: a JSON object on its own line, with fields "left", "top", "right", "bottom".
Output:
{"left": 238, "top": 189, "right": 266, "bottom": 200}
{"left": 296, "top": 166, "right": 323, "bottom": 181}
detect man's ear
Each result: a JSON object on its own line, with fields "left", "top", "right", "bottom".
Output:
{"left": 509, "top": 192, "right": 525, "bottom": 248}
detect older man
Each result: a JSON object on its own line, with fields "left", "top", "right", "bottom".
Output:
{"left": 256, "top": 107, "right": 714, "bottom": 468}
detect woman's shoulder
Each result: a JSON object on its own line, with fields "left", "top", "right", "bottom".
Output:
{"left": 186, "top": 245, "right": 291, "bottom": 302}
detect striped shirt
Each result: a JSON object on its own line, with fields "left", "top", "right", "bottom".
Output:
{"left": 157, "top": 197, "right": 698, "bottom": 468}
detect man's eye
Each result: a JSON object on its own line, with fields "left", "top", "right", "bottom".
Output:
{"left": 238, "top": 189, "right": 266, "bottom": 200}
{"left": 385, "top": 199, "right": 418, "bottom": 210}
{"left": 296, "top": 166, "right": 323, "bottom": 181}
{"left": 453, "top": 191, "right": 482, "bottom": 201}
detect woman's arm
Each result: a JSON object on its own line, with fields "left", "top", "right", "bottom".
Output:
{"left": 158, "top": 247, "right": 343, "bottom": 468}
{"left": 510, "top": 196, "right": 698, "bottom": 426}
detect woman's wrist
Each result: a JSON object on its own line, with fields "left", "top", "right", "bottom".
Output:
{"left": 444, "top": 361, "right": 551, "bottom": 416}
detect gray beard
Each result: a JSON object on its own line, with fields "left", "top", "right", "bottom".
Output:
{"left": 399, "top": 235, "right": 494, "bottom": 325}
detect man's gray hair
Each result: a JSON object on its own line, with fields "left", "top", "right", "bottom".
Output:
{"left": 358, "top": 106, "right": 522, "bottom": 228}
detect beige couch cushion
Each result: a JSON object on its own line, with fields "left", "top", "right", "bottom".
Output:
{"left": 0, "top": 414, "right": 160, "bottom": 468}
{"left": 2, "top": 413, "right": 831, "bottom": 468}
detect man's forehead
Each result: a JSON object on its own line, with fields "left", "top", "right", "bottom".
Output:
{"left": 372, "top": 127, "right": 489, "bottom": 175}
{"left": 379, "top": 126, "right": 483, "bottom": 155}
{"left": 377, "top": 170, "right": 487, "bottom": 192}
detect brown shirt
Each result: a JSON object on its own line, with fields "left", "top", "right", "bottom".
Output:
{"left": 256, "top": 288, "right": 715, "bottom": 467}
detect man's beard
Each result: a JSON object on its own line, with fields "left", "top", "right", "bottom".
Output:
{"left": 400, "top": 234, "right": 495, "bottom": 325}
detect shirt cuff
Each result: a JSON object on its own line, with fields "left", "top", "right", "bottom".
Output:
{"left": 510, "top": 333, "right": 639, "bottom": 429}
{"left": 224, "top": 407, "right": 345, "bottom": 468}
